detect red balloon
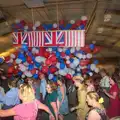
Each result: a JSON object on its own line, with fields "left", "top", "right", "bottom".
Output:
{"left": 31, "top": 68, "right": 36, "bottom": 74}
{"left": 45, "top": 59, "right": 51, "bottom": 66}
{"left": 42, "top": 66, "right": 48, "bottom": 73}
{"left": 65, "top": 74, "right": 72, "bottom": 80}
{"left": 8, "top": 66, "right": 14, "bottom": 73}
{"left": 50, "top": 67, "right": 57, "bottom": 73}
{"left": 81, "top": 45, "right": 91, "bottom": 53}
{"left": 75, "top": 20, "right": 82, "bottom": 26}
{"left": 61, "top": 52, "right": 66, "bottom": 58}
{"left": 44, "top": 51, "right": 50, "bottom": 58}
{"left": 27, "top": 56, "right": 32, "bottom": 63}
{"left": 93, "top": 47, "right": 101, "bottom": 54}
{"left": 5, "top": 56, "right": 10, "bottom": 62}
{"left": 49, "top": 56, "right": 57, "bottom": 62}
{"left": 59, "top": 20, "right": 64, "bottom": 25}
{"left": 80, "top": 60, "right": 90, "bottom": 66}
{"left": 81, "top": 20, "right": 87, "bottom": 26}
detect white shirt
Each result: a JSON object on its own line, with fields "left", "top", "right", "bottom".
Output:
{"left": 100, "top": 76, "right": 110, "bottom": 88}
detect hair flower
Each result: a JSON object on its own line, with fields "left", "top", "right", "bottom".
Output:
{"left": 98, "top": 97, "right": 104, "bottom": 104}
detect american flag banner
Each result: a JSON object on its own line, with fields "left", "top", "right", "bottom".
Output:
{"left": 12, "top": 30, "right": 85, "bottom": 47}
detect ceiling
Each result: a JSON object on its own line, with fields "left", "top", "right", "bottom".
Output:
{"left": 0, "top": 0, "right": 120, "bottom": 57}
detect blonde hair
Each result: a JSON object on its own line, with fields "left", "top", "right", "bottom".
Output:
{"left": 19, "top": 84, "right": 35, "bottom": 102}
{"left": 87, "top": 91, "right": 99, "bottom": 101}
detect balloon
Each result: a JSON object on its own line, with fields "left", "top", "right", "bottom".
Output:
{"left": 19, "top": 64, "right": 27, "bottom": 72}
{"left": 35, "top": 56, "right": 46, "bottom": 63}
{"left": 31, "top": 68, "right": 36, "bottom": 74}
{"left": 65, "top": 24, "right": 72, "bottom": 30}
{"left": 56, "top": 52, "right": 60, "bottom": 57}
{"left": 48, "top": 74, "right": 54, "bottom": 80}
{"left": 24, "top": 26, "right": 28, "bottom": 30}
{"left": 33, "top": 74, "right": 38, "bottom": 79}
{"left": 44, "top": 51, "right": 50, "bottom": 58}
{"left": 53, "top": 23, "right": 58, "bottom": 28}
{"left": 52, "top": 76, "right": 57, "bottom": 82}
{"left": 93, "top": 60, "right": 99, "bottom": 65}
{"left": 8, "top": 66, "right": 14, "bottom": 73}
{"left": 35, "top": 21, "right": 41, "bottom": 27}
{"left": 50, "top": 67, "right": 57, "bottom": 73}
{"left": 59, "top": 20, "right": 64, "bottom": 25}
{"left": 15, "top": 19, "right": 20, "bottom": 23}
{"left": 89, "top": 44, "right": 95, "bottom": 50}
{"left": 90, "top": 64, "right": 96, "bottom": 71}
{"left": 18, "top": 71, "right": 23, "bottom": 76}
{"left": 73, "top": 58, "right": 79, "bottom": 66}
{"left": 58, "top": 48, "right": 63, "bottom": 52}
{"left": 76, "top": 53, "right": 83, "bottom": 59}
{"left": 33, "top": 26, "right": 36, "bottom": 31}
{"left": 58, "top": 70, "right": 67, "bottom": 76}
{"left": 95, "top": 68, "right": 99, "bottom": 73}
{"left": 21, "top": 44, "right": 28, "bottom": 51}
{"left": 66, "top": 60, "right": 70, "bottom": 64}
{"left": 65, "top": 49, "right": 71, "bottom": 55}
{"left": 24, "top": 71, "right": 32, "bottom": 77}
{"left": 45, "top": 59, "right": 51, "bottom": 66}
{"left": 0, "top": 57, "right": 4, "bottom": 64}
{"left": 35, "top": 62, "right": 40, "bottom": 68}
{"left": 42, "top": 66, "right": 48, "bottom": 73}
{"left": 9, "top": 59, "right": 13, "bottom": 63}
{"left": 81, "top": 16, "right": 87, "bottom": 21}
{"left": 15, "top": 58, "right": 22, "bottom": 64}
{"left": 61, "top": 52, "right": 66, "bottom": 58}
{"left": 86, "top": 53, "right": 92, "bottom": 59}
{"left": 22, "top": 74, "right": 25, "bottom": 78}
{"left": 60, "top": 63, "right": 65, "bottom": 69}
{"left": 10, "top": 54, "right": 16, "bottom": 59}
{"left": 28, "top": 64, "right": 34, "bottom": 70}
{"left": 70, "top": 20, "right": 75, "bottom": 24}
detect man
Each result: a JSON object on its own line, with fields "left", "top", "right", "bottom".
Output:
{"left": 99, "top": 69, "right": 110, "bottom": 108}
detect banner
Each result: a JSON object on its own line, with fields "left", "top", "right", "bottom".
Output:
{"left": 12, "top": 30, "right": 85, "bottom": 47}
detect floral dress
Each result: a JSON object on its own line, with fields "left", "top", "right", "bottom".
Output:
{"left": 85, "top": 107, "right": 107, "bottom": 120}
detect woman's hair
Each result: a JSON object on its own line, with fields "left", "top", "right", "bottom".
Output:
{"left": 87, "top": 91, "right": 99, "bottom": 101}
{"left": 99, "top": 69, "right": 107, "bottom": 75}
{"left": 57, "top": 75, "right": 65, "bottom": 83}
{"left": 8, "top": 80, "right": 17, "bottom": 88}
{"left": 19, "top": 83, "right": 35, "bottom": 102}
{"left": 47, "top": 81, "right": 57, "bottom": 91}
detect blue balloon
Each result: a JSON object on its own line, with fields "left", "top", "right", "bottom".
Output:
{"left": 89, "top": 44, "right": 95, "bottom": 50}
{"left": 59, "top": 58, "right": 64, "bottom": 63}
{"left": 56, "top": 52, "right": 61, "bottom": 57}
{"left": 87, "top": 64, "right": 91, "bottom": 69}
{"left": 60, "top": 63, "right": 65, "bottom": 69}
{"left": 18, "top": 71, "right": 23, "bottom": 76}
{"left": 65, "top": 49, "right": 71, "bottom": 55}
{"left": 59, "top": 25, "right": 64, "bottom": 30}
{"left": 70, "top": 58, "right": 74, "bottom": 63}
{"left": 65, "top": 24, "right": 72, "bottom": 30}
{"left": 52, "top": 76, "right": 57, "bottom": 82}
{"left": 28, "top": 64, "right": 34, "bottom": 70}
{"left": 33, "top": 74, "right": 38, "bottom": 79}
{"left": 21, "top": 44, "right": 28, "bottom": 51}
{"left": 22, "top": 57, "right": 26, "bottom": 62}
{"left": 0, "top": 57, "right": 4, "bottom": 63}
{"left": 35, "top": 62, "right": 40, "bottom": 68}
{"left": 93, "top": 60, "right": 99, "bottom": 65}
{"left": 47, "top": 24, "right": 53, "bottom": 30}
{"left": 18, "top": 53, "right": 25, "bottom": 59}
{"left": 52, "top": 47, "right": 57, "bottom": 51}
{"left": 42, "top": 24, "right": 48, "bottom": 31}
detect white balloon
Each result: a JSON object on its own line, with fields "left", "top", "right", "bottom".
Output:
{"left": 10, "top": 54, "right": 16, "bottom": 59}
{"left": 9, "top": 59, "right": 13, "bottom": 63}
{"left": 35, "top": 56, "right": 46, "bottom": 63}
{"left": 48, "top": 74, "right": 54, "bottom": 80}
{"left": 95, "top": 68, "right": 99, "bottom": 73}
{"left": 81, "top": 16, "right": 87, "bottom": 21}
{"left": 77, "top": 67, "right": 80, "bottom": 72}
{"left": 89, "top": 72, "right": 93, "bottom": 76}
{"left": 24, "top": 62, "right": 29, "bottom": 66}
{"left": 35, "top": 49, "right": 39, "bottom": 54}
{"left": 32, "top": 26, "right": 36, "bottom": 31}
{"left": 59, "top": 70, "right": 67, "bottom": 76}
{"left": 83, "top": 55, "right": 86, "bottom": 59}
{"left": 66, "top": 60, "right": 70, "bottom": 64}
{"left": 70, "top": 48, "right": 75, "bottom": 53}
{"left": 63, "top": 48, "right": 67, "bottom": 52}
{"left": 22, "top": 74, "right": 25, "bottom": 78}
{"left": 66, "top": 56, "right": 70, "bottom": 60}
{"left": 70, "top": 63, "right": 76, "bottom": 69}
{"left": 35, "top": 21, "right": 41, "bottom": 27}
{"left": 90, "top": 64, "right": 96, "bottom": 71}
{"left": 53, "top": 23, "right": 57, "bottom": 28}
{"left": 24, "top": 71, "right": 32, "bottom": 77}
{"left": 70, "top": 20, "right": 75, "bottom": 24}
{"left": 15, "top": 58, "right": 22, "bottom": 64}
{"left": 48, "top": 48, "right": 52, "bottom": 52}
{"left": 76, "top": 53, "right": 83, "bottom": 59}
{"left": 56, "top": 63, "right": 60, "bottom": 69}
{"left": 76, "top": 47, "right": 80, "bottom": 51}
{"left": 15, "top": 19, "right": 20, "bottom": 23}
{"left": 58, "top": 48, "right": 63, "bottom": 52}
{"left": 87, "top": 53, "right": 92, "bottom": 59}
{"left": 32, "top": 48, "right": 36, "bottom": 53}
{"left": 24, "top": 26, "right": 28, "bottom": 30}
{"left": 73, "top": 58, "right": 79, "bottom": 66}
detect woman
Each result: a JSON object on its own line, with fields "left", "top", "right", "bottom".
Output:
{"left": 0, "top": 83, "right": 54, "bottom": 120}
{"left": 70, "top": 75, "right": 89, "bottom": 120}
{"left": 103, "top": 77, "right": 120, "bottom": 118}
{"left": 85, "top": 79, "right": 95, "bottom": 92}
{"left": 86, "top": 91, "right": 107, "bottom": 120}
{"left": 57, "top": 76, "right": 69, "bottom": 118}
{"left": 45, "top": 81, "right": 58, "bottom": 120}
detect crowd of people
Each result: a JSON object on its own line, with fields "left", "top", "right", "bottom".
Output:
{"left": 0, "top": 68, "right": 120, "bottom": 120}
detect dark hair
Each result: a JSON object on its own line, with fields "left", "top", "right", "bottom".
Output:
{"left": 47, "top": 81, "right": 57, "bottom": 91}
{"left": 99, "top": 69, "right": 107, "bottom": 74}
{"left": 57, "top": 75, "right": 65, "bottom": 83}
{"left": 8, "top": 80, "right": 17, "bottom": 88}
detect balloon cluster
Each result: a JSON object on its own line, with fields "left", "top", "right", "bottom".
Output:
{"left": 5, "top": 44, "right": 101, "bottom": 81}
{"left": 12, "top": 16, "right": 87, "bottom": 32}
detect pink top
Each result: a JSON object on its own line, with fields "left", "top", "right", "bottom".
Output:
{"left": 13, "top": 100, "right": 39, "bottom": 120}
